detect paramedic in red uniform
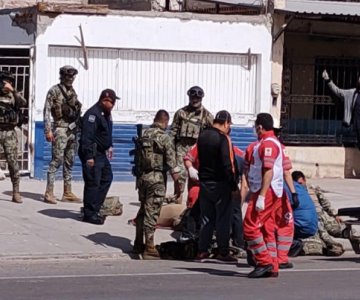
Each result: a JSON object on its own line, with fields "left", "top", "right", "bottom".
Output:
{"left": 243, "top": 113, "right": 287, "bottom": 278}
{"left": 273, "top": 118, "right": 297, "bottom": 269}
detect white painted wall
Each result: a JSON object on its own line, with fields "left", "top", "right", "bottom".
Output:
{"left": 34, "top": 13, "right": 272, "bottom": 125}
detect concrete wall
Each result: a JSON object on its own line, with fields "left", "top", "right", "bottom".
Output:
{"left": 34, "top": 12, "right": 273, "bottom": 124}
{"left": 287, "top": 146, "right": 360, "bottom": 179}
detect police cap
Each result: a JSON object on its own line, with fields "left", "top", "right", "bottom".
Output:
{"left": 99, "top": 88, "right": 120, "bottom": 103}
{"left": 187, "top": 86, "right": 204, "bottom": 98}
{"left": 59, "top": 65, "right": 78, "bottom": 77}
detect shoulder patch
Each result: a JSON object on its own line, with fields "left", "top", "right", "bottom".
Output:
{"left": 88, "top": 115, "right": 96, "bottom": 123}
{"left": 264, "top": 147, "right": 272, "bottom": 156}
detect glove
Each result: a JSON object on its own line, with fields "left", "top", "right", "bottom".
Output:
{"left": 322, "top": 70, "right": 330, "bottom": 81}
{"left": 188, "top": 166, "right": 199, "bottom": 181}
{"left": 255, "top": 195, "right": 265, "bottom": 212}
{"left": 291, "top": 193, "right": 299, "bottom": 209}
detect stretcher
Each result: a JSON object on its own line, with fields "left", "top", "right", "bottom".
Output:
{"left": 337, "top": 207, "right": 360, "bottom": 239}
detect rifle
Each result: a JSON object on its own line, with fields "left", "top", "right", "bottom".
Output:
{"left": 129, "top": 124, "right": 143, "bottom": 190}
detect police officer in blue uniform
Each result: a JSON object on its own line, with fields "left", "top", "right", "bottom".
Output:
{"left": 79, "top": 89, "right": 119, "bottom": 225}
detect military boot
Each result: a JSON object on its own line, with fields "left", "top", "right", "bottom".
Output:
{"left": 12, "top": 183, "right": 22, "bottom": 204}
{"left": 44, "top": 186, "right": 57, "bottom": 204}
{"left": 12, "top": 192, "right": 22, "bottom": 204}
{"left": 62, "top": 185, "right": 81, "bottom": 203}
{"left": 143, "top": 234, "right": 160, "bottom": 260}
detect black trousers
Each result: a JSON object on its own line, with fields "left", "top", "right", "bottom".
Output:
{"left": 181, "top": 200, "right": 201, "bottom": 240}
{"left": 198, "top": 181, "right": 232, "bottom": 256}
{"left": 231, "top": 189, "right": 245, "bottom": 249}
{"left": 82, "top": 153, "right": 113, "bottom": 218}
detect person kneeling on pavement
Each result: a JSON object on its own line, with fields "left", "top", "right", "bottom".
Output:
{"left": 285, "top": 171, "right": 318, "bottom": 257}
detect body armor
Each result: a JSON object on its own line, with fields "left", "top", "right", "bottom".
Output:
{"left": 178, "top": 108, "right": 205, "bottom": 140}
{"left": 136, "top": 127, "right": 165, "bottom": 175}
{"left": 51, "top": 84, "right": 81, "bottom": 125}
{"left": 0, "top": 94, "right": 18, "bottom": 126}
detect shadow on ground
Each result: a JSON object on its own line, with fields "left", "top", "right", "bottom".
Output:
{"left": 38, "top": 208, "right": 80, "bottom": 220}
{"left": 83, "top": 232, "right": 138, "bottom": 259}
{"left": 3, "top": 191, "right": 43, "bottom": 202}
{"left": 312, "top": 256, "right": 360, "bottom": 263}
{"left": 175, "top": 267, "right": 248, "bottom": 277}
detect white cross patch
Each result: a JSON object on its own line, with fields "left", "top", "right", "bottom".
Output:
{"left": 264, "top": 147, "right": 272, "bottom": 156}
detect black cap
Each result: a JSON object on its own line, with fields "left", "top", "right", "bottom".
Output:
{"left": 99, "top": 89, "right": 120, "bottom": 103}
{"left": 214, "top": 110, "right": 232, "bottom": 124}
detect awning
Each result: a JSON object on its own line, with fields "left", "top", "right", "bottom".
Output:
{"left": 276, "top": 0, "right": 360, "bottom": 17}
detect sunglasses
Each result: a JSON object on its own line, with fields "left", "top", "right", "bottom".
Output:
{"left": 188, "top": 89, "right": 204, "bottom": 98}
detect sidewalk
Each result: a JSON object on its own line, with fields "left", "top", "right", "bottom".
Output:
{"left": 0, "top": 177, "right": 359, "bottom": 261}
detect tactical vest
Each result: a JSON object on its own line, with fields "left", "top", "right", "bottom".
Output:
{"left": 0, "top": 94, "right": 18, "bottom": 126}
{"left": 136, "top": 127, "right": 165, "bottom": 175}
{"left": 51, "top": 85, "right": 81, "bottom": 124}
{"left": 178, "top": 108, "right": 205, "bottom": 140}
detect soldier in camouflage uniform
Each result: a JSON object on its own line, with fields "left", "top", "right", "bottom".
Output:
{"left": 133, "top": 110, "right": 181, "bottom": 259}
{"left": 43, "top": 65, "right": 82, "bottom": 204}
{"left": 309, "top": 185, "right": 360, "bottom": 255}
{"left": 170, "top": 86, "right": 213, "bottom": 204}
{"left": 0, "top": 71, "right": 27, "bottom": 203}
{"left": 292, "top": 171, "right": 360, "bottom": 256}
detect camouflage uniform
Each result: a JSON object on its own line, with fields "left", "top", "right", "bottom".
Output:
{"left": 43, "top": 81, "right": 82, "bottom": 203}
{"left": 170, "top": 105, "right": 213, "bottom": 201}
{"left": 134, "top": 122, "right": 180, "bottom": 257}
{"left": 0, "top": 87, "right": 27, "bottom": 202}
{"left": 303, "top": 186, "right": 360, "bottom": 255}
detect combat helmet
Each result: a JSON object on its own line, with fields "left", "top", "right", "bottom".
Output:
{"left": 187, "top": 86, "right": 204, "bottom": 98}
{"left": 0, "top": 70, "right": 15, "bottom": 85}
{"left": 59, "top": 65, "right": 78, "bottom": 77}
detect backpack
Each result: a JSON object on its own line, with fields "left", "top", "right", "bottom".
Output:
{"left": 157, "top": 240, "right": 198, "bottom": 260}
{"left": 100, "top": 196, "right": 123, "bottom": 216}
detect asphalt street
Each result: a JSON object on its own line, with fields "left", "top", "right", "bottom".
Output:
{"left": 1, "top": 178, "right": 360, "bottom": 299}
{"left": 0, "top": 254, "right": 360, "bottom": 300}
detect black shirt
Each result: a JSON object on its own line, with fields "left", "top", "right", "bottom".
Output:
{"left": 79, "top": 102, "right": 113, "bottom": 161}
{"left": 197, "top": 127, "right": 237, "bottom": 187}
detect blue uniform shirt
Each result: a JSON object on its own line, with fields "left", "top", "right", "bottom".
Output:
{"left": 79, "top": 102, "right": 113, "bottom": 161}
{"left": 285, "top": 182, "right": 318, "bottom": 238}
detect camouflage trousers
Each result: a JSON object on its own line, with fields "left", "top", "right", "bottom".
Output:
{"left": 302, "top": 213, "right": 347, "bottom": 257}
{"left": 135, "top": 171, "right": 166, "bottom": 241}
{"left": 47, "top": 127, "right": 77, "bottom": 189}
{"left": 0, "top": 129, "right": 20, "bottom": 192}
{"left": 301, "top": 233, "right": 326, "bottom": 255}
{"left": 175, "top": 142, "right": 193, "bottom": 194}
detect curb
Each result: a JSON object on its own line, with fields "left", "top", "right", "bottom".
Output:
{"left": 0, "top": 252, "right": 139, "bottom": 262}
